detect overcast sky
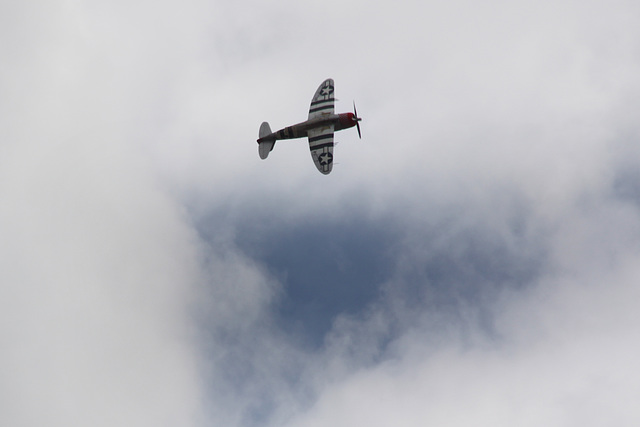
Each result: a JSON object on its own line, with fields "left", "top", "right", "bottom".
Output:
{"left": 2, "top": 0, "right": 640, "bottom": 426}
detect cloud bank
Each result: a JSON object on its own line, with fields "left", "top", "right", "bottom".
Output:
{"left": 2, "top": 0, "right": 640, "bottom": 426}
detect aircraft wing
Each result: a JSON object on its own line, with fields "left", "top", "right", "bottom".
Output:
{"left": 308, "top": 125, "right": 334, "bottom": 175}
{"left": 308, "top": 78, "right": 335, "bottom": 120}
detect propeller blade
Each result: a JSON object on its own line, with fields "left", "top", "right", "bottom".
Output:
{"left": 353, "top": 101, "right": 361, "bottom": 138}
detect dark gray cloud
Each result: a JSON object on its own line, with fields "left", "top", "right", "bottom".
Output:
{"left": 198, "top": 209, "right": 396, "bottom": 344}
{"left": 196, "top": 187, "right": 546, "bottom": 350}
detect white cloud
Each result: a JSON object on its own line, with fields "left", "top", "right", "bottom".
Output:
{"left": 0, "top": 2, "right": 210, "bottom": 425}
{"left": 0, "top": 121, "right": 205, "bottom": 424}
{"left": 3, "top": 0, "right": 640, "bottom": 426}
{"left": 283, "top": 232, "right": 640, "bottom": 427}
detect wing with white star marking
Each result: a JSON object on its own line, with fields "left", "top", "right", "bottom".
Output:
{"left": 308, "top": 125, "right": 334, "bottom": 175}
{"left": 308, "top": 78, "right": 334, "bottom": 120}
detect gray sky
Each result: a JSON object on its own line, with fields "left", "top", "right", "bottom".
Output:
{"left": 2, "top": 0, "right": 640, "bottom": 426}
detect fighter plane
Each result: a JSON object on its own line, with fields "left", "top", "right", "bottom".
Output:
{"left": 256, "top": 78, "right": 362, "bottom": 175}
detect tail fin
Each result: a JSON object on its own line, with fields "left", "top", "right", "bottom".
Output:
{"left": 257, "top": 122, "right": 275, "bottom": 160}
{"left": 259, "top": 122, "right": 272, "bottom": 139}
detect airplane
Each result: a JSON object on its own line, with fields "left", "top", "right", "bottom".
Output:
{"left": 256, "top": 78, "right": 362, "bottom": 175}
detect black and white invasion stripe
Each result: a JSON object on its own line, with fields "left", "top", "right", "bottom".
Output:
{"left": 309, "top": 133, "right": 333, "bottom": 151}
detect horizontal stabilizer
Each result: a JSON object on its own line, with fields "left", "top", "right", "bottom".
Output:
{"left": 258, "top": 121, "right": 275, "bottom": 159}
{"left": 259, "top": 140, "right": 275, "bottom": 159}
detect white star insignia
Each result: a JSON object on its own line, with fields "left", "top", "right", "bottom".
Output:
{"left": 319, "top": 85, "right": 334, "bottom": 96}
{"left": 319, "top": 152, "right": 333, "bottom": 165}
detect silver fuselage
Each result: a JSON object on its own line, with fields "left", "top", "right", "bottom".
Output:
{"left": 257, "top": 113, "right": 356, "bottom": 143}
